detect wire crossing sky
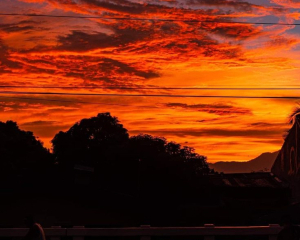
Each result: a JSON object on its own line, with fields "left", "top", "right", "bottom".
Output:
{"left": 0, "top": 0, "right": 300, "bottom": 162}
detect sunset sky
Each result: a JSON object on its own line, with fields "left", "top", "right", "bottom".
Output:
{"left": 1, "top": 0, "right": 300, "bottom": 162}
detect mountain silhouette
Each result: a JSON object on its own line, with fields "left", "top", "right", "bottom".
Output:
{"left": 208, "top": 151, "right": 279, "bottom": 173}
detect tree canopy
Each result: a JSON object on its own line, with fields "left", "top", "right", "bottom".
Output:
{"left": 51, "top": 113, "right": 209, "bottom": 197}
{"left": 52, "top": 112, "right": 129, "bottom": 169}
{"left": 0, "top": 121, "right": 50, "bottom": 184}
{"left": 1, "top": 113, "right": 210, "bottom": 199}
{"left": 124, "top": 134, "right": 209, "bottom": 197}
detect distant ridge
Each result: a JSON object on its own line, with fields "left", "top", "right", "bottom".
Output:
{"left": 208, "top": 151, "right": 279, "bottom": 173}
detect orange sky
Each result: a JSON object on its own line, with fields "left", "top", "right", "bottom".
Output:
{"left": 1, "top": 0, "right": 300, "bottom": 162}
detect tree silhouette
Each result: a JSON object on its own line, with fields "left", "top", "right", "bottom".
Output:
{"left": 282, "top": 103, "right": 300, "bottom": 139}
{"left": 52, "top": 112, "right": 129, "bottom": 170}
{"left": 289, "top": 103, "right": 300, "bottom": 125}
{"left": 120, "top": 134, "right": 209, "bottom": 198}
{"left": 51, "top": 113, "right": 209, "bottom": 197}
{"left": 0, "top": 121, "right": 50, "bottom": 186}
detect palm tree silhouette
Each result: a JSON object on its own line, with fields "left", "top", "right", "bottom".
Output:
{"left": 289, "top": 103, "right": 300, "bottom": 125}
{"left": 282, "top": 103, "right": 300, "bottom": 139}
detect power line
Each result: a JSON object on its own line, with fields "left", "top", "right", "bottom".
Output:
{"left": 0, "top": 91, "right": 300, "bottom": 99}
{"left": 1, "top": 13, "right": 300, "bottom": 26}
{"left": 1, "top": 85, "right": 300, "bottom": 90}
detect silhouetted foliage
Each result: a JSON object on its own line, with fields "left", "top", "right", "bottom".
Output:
{"left": 51, "top": 113, "right": 209, "bottom": 198}
{"left": 124, "top": 134, "right": 209, "bottom": 197}
{"left": 52, "top": 112, "right": 129, "bottom": 169}
{"left": 1, "top": 114, "right": 288, "bottom": 227}
{"left": 283, "top": 103, "right": 300, "bottom": 139}
{"left": 288, "top": 102, "right": 300, "bottom": 125}
{"left": 127, "top": 134, "right": 209, "bottom": 177}
{"left": 0, "top": 121, "right": 50, "bottom": 186}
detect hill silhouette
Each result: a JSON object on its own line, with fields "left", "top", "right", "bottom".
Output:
{"left": 208, "top": 151, "right": 279, "bottom": 173}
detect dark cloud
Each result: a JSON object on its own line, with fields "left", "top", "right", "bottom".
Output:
{"left": 250, "top": 139, "right": 284, "bottom": 145}
{"left": 186, "top": 0, "right": 284, "bottom": 15}
{"left": 61, "top": 56, "right": 160, "bottom": 82}
{"left": 186, "top": 0, "right": 254, "bottom": 11}
{"left": 0, "top": 99, "right": 28, "bottom": 111}
{"left": 210, "top": 24, "right": 261, "bottom": 40}
{"left": 99, "top": 58, "right": 160, "bottom": 79}
{"left": 80, "top": 0, "right": 149, "bottom": 14}
{"left": 131, "top": 127, "right": 284, "bottom": 138}
{"left": 56, "top": 23, "right": 158, "bottom": 52}
{"left": 0, "top": 23, "right": 35, "bottom": 33}
{"left": 9, "top": 54, "right": 160, "bottom": 84}
{"left": 266, "top": 36, "right": 298, "bottom": 49}
{"left": 0, "top": 20, "right": 50, "bottom": 34}
{"left": 57, "top": 31, "right": 115, "bottom": 51}
{"left": 76, "top": 0, "right": 219, "bottom": 16}
{"left": 22, "top": 120, "right": 60, "bottom": 126}
{"left": 0, "top": 96, "right": 84, "bottom": 110}
{"left": 250, "top": 122, "right": 286, "bottom": 127}
{"left": 271, "top": 0, "right": 300, "bottom": 8}
{"left": 165, "top": 102, "right": 252, "bottom": 115}
{"left": 0, "top": 40, "right": 21, "bottom": 73}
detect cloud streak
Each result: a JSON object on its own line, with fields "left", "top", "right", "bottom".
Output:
{"left": 165, "top": 102, "right": 252, "bottom": 115}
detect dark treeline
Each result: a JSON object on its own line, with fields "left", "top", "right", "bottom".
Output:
{"left": 0, "top": 113, "right": 215, "bottom": 227}
{"left": 0, "top": 112, "right": 210, "bottom": 189}
{"left": 0, "top": 113, "right": 290, "bottom": 227}
{"left": 0, "top": 120, "right": 52, "bottom": 188}
{"left": 51, "top": 112, "right": 210, "bottom": 195}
